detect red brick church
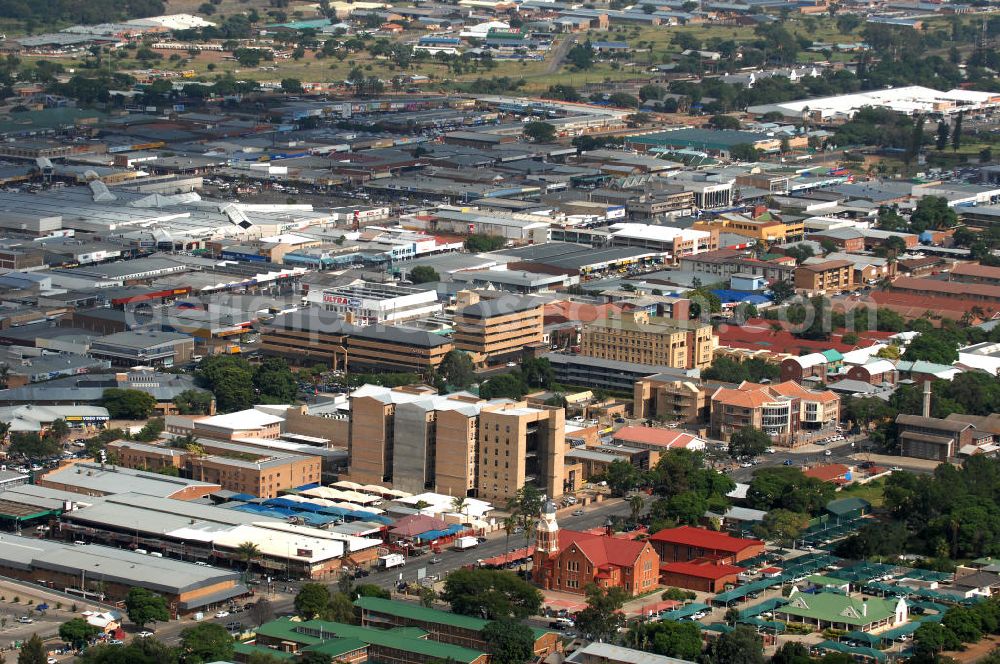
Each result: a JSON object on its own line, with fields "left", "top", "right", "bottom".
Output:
{"left": 532, "top": 501, "right": 660, "bottom": 596}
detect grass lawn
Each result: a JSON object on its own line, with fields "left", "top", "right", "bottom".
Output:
{"left": 839, "top": 480, "right": 886, "bottom": 508}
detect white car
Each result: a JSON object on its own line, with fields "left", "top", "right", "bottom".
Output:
{"left": 824, "top": 450, "right": 832, "bottom": 456}
{"left": 138, "top": 631, "right": 154, "bottom": 638}
{"left": 215, "top": 610, "right": 230, "bottom": 618}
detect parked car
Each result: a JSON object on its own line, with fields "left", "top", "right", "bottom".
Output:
{"left": 215, "top": 610, "right": 230, "bottom": 618}
{"left": 429, "top": 557, "right": 442, "bottom": 564}
{"left": 572, "top": 509, "right": 584, "bottom": 516}
{"left": 137, "top": 631, "right": 154, "bottom": 638}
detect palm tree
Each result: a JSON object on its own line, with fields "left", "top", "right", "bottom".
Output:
{"left": 237, "top": 541, "right": 261, "bottom": 582}
{"left": 628, "top": 494, "right": 644, "bottom": 523}
{"left": 451, "top": 496, "right": 469, "bottom": 524}
{"left": 503, "top": 515, "right": 517, "bottom": 562}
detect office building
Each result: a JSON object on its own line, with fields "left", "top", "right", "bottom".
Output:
{"left": 794, "top": 260, "right": 856, "bottom": 295}
{"left": 580, "top": 311, "right": 715, "bottom": 370}
{"left": 304, "top": 282, "right": 442, "bottom": 325}
{"left": 895, "top": 414, "right": 980, "bottom": 461}
{"left": 89, "top": 330, "right": 194, "bottom": 368}
{"left": 109, "top": 438, "right": 322, "bottom": 499}
{"left": 0, "top": 535, "right": 246, "bottom": 614}
{"left": 347, "top": 384, "right": 565, "bottom": 503}
{"left": 633, "top": 375, "right": 709, "bottom": 423}
{"left": 709, "top": 380, "right": 840, "bottom": 448}
{"left": 453, "top": 292, "right": 544, "bottom": 367}
{"left": 261, "top": 311, "right": 454, "bottom": 374}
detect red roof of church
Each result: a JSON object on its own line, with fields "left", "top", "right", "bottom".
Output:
{"left": 558, "top": 529, "right": 650, "bottom": 568}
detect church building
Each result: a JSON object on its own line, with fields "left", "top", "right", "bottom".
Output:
{"left": 532, "top": 500, "right": 660, "bottom": 596}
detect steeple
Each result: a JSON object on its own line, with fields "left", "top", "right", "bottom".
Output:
{"left": 535, "top": 499, "right": 559, "bottom": 555}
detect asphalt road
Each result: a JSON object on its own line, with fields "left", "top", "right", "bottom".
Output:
{"left": 143, "top": 497, "right": 635, "bottom": 647}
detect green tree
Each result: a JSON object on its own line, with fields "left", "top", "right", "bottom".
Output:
{"left": 18, "top": 634, "right": 46, "bottom": 664}
{"left": 952, "top": 111, "right": 963, "bottom": 151}
{"left": 77, "top": 636, "right": 180, "bottom": 664}
{"left": 295, "top": 583, "right": 331, "bottom": 619}
{"left": 709, "top": 114, "right": 741, "bottom": 130}
{"left": 628, "top": 619, "right": 702, "bottom": 660}
{"left": 253, "top": 357, "right": 297, "bottom": 404}
{"left": 280, "top": 78, "right": 303, "bottom": 93}
{"left": 729, "top": 144, "right": 760, "bottom": 162}
{"left": 464, "top": 234, "right": 507, "bottom": 252}
{"left": 196, "top": 355, "right": 255, "bottom": 413}
{"left": 479, "top": 373, "right": 528, "bottom": 400}
{"left": 47, "top": 418, "right": 70, "bottom": 442}
{"left": 408, "top": 265, "right": 440, "bottom": 284}
{"left": 8, "top": 432, "right": 61, "bottom": 459}
{"left": 179, "top": 622, "right": 234, "bottom": 663}
{"left": 438, "top": 350, "right": 476, "bottom": 389}
{"left": 441, "top": 568, "right": 542, "bottom": 620}
{"left": 728, "top": 426, "right": 770, "bottom": 459}
{"left": 523, "top": 121, "right": 556, "bottom": 143}
{"left": 101, "top": 388, "right": 157, "bottom": 419}
{"left": 936, "top": 120, "right": 950, "bottom": 151}
{"left": 520, "top": 357, "right": 554, "bottom": 389}
{"left": 746, "top": 466, "right": 835, "bottom": 515}
{"left": 355, "top": 583, "right": 391, "bottom": 599}
{"left": 604, "top": 459, "right": 640, "bottom": 497}
{"left": 299, "top": 653, "right": 334, "bottom": 664}
{"left": 482, "top": 619, "right": 536, "bottom": 664}
{"left": 902, "top": 330, "right": 959, "bottom": 365}
{"left": 172, "top": 389, "right": 214, "bottom": 415}
{"left": 752, "top": 508, "right": 809, "bottom": 548}
{"left": 124, "top": 587, "right": 170, "bottom": 629}
{"left": 771, "top": 641, "right": 812, "bottom": 664}
{"left": 913, "top": 621, "right": 961, "bottom": 658}
{"left": 575, "top": 584, "right": 628, "bottom": 642}
{"left": 59, "top": 617, "right": 101, "bottom": 650}
{"left": 236, "top": 541, "right": 260, "bottom": 580}
{"left": 701, "top": 625, "right": 764, "bottom": 664}
{"left": 325, "top": 591, "right": 358, "bottom": 623}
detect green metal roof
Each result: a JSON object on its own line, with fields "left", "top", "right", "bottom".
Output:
{"left": 779, "top": 591, "right": 899, "bottom": 626}
{"left": 821, "top": 349, "right": 844, "bottom": 362}
{"left": 254, "top": 618, "right": 488, "bottom": 663}
{"left": 353, "top": 596, "right": 554, "bottom": 640}
{"left": 303, "top": 636, "right": 371, "bottom": 657}
{"left": 826, "top": 497, "right": 871, "bottom": 517}
{"left": 806, "top": 574, "right": 851, "bottom": 587}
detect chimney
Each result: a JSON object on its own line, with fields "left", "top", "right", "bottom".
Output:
{"left": 922, "top": 381, "right": 932, "bottom": 418}
{"left": 862, "top": 598, "right": 868, "bottom": 617}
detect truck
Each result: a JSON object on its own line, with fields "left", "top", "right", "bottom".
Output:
{"left": 379, "top": 553, "right": 406, "bottom": 569}
{"left": 452, "top": 536, "right": 479, "bottom": 551}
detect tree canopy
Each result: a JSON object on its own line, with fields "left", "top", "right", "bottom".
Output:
{"left": 441, "top": 568, "right": 542, "bottom": 620}
{"left": 482, "top": 619, "right": 536, "bottom": 664}
{"left": 124, "top": 587, "right": 170, "bottom": 629}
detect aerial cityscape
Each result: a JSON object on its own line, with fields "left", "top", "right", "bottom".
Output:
{"left": 0, "top": 0, "right": 995, "bottom": 663}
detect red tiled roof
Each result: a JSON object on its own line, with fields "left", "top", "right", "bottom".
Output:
{"left": 948, "top": 262, "right": 1000, "bottom": 279}
{"left": 661, "top": 561, "right": 745, "bottom": 580}
{"left": 803, "top": 463, "right": 850, "bottom": 483}
{"left": 389, "top": 514, "right": 450, "bottom": 537}
{"left": 893, "top": 276, "right": 1000, "bottom": 298}
{"left": 612, "top": 427, "right": 700, "bottom": 449}
{"left": 544, "top": 301, "right": 622, "bottom": 325}
{"left": 867, "top": 291, "right": 999, "bottom": 323}
{"left": 649, "top": 526, "right": 763, "bottom": 553}
{"left": 559, "top": 530, "right": 650, "bottom": 568}
{"left": 716, "top": 318, "right": 890, "bottom": 355}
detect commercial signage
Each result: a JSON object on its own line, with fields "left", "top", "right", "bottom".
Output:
{"left": 322, "top": 294, "right": 363, "bottom": 308}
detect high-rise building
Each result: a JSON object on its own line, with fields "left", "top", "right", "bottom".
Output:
{"left": 580, "top": 311, "right": 715, "bottom": 370}
{"left": 347, "top": 384, "right": 565, "bottom": 503}
{"left": 452, "top": 292, "right": 544, "bottom": 368}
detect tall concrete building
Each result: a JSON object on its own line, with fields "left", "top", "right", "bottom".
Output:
{"left": 347, "top": 384, "right": 565, "bottom": 503}
{"left": 453, "top": 292, "right": 544, "bottom": 368}
{"left": 580, "top": 311, "right": 715, "bottom": 370}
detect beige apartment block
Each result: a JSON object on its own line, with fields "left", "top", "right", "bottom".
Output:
{"left": 581, "top": 311, "right": 715, "bottom": 370}
{"left": 453, "top": 291, "right": 544, "bottom": 367}
{"left": 346, "top": 385, "right": 565, "bottom": 503}
{"left": 477, "top": 402, "right": 565, "bottom": 505}
{"left": 633, "top": 375, "right": 709, "bottom": 423}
